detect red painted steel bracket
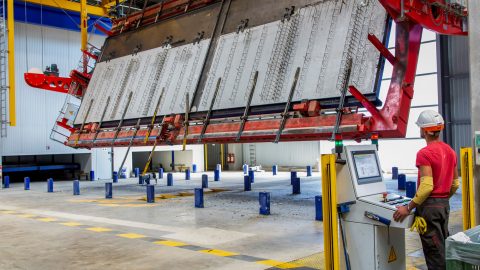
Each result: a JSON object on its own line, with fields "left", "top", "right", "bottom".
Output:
{"left": 24, "top": 73, "right": 72, "bottom": 94}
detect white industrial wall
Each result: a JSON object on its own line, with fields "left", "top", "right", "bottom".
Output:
{"left": 2, "top": 22, "right": 104, "bottom": 156}
{"left": 113, "top": 145, "right": 204, "bottom": 176}
{"left": 243, "top": 141, "right": 321, "bottom": 169}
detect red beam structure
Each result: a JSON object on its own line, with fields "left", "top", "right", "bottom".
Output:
{"left": 110, "top": 0, "right": 219, "bottom": 35}
{"left": 65, "top": 0, "right": 468, "bottom": 149}
{"left": 24, "top": 73, "right": 73, "bottom": 94}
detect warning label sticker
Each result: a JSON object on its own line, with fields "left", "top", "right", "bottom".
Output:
{"left": 388, "top": 246, "right": 397, "bottom": 263}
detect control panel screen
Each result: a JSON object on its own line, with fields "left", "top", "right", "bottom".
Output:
{"left": 352, "top": 151, "right": 382, "bottom": 185}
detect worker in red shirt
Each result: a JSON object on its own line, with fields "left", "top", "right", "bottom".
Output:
{"left": 393, "top": 110, "right": 459, "bottom": 270}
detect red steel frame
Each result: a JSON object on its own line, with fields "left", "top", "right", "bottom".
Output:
{"left": 65, "top": 0, "right": 468, "bottom": 149}
{"left": 23, "top": 48, "right": 98, "bottom": 97}
{"left": 24, "top": 72, "right": 73, "bottom": 95}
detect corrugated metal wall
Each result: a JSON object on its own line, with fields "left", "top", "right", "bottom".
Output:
{"left": 2, "top": 22, "right": 104, "bottom": 156}
{"left": 438, "top": 35, "right": 471, "bottom": 158}
{"left": 243, "top": 141, "right": 321, "bottom": 168}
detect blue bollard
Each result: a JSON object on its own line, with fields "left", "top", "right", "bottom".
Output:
{"left": 105, "top": 182, "right": 113, "bottom": 199}
{"left": 113, "top": 171, "right": 118, "bottom": 183}
{"left": 315, "top": 195, "right": 323, "bottom": 221}
{"left": 214, "top": 169, "right": 220, "bottom": 182}
{"left": 290, "top": 171, "right": 297, "bottom": 185}
{"left": 159, "top": 168, "right": 164, "bottom": 179}
{"left": 146, "top": 185, "right": 155, "bottom": 203}
{"left": 392, "top": 167, "right": 399, "bottom": 180}
{"left": 243, "top": 164, "right": 248, "bottom": 174}
{"left": 398, "top": 174, "right": 406, "bottom": 190}
{"left": 138, "top": 175, "right": 144, "bottom": 185}
{"left": 259, "top": 192, "right": 271, "bottom": 215}
{"left": 145, "top": 175, "right": 151, "bottom": 185}
{"left": 120, "top": 168, "right": 127, "bottom": 179}
{"left": 192, "top": 164, "right": 197, "bottom": 173}
{"left": 185, "top": 169, "right": 191, "bottom": 180}
{"left": 90, "top": 170, "right": 95, "bottom": 181}
{"left": 134, "top": 168, "right": 140, "bottom": 178}
{"left": 244, "top": 175, "right": 251, "bottom": 191}
{"left": 248, "top": 169, "right": 255, "bottom": 183}
{"left": 167, "top": 173, "right": 173, "bottom": 186}
{"left": 195, "top": 188, "right": 204, "bottom": 208}
{"left": 73, "top": 180, "right": 80, "bottom": 195}
{"left": 3, "top": 176, "right": 9, "bottom": 188}
{"left": 406, "top": 181, "right": 417, "bottom": 199}
{"left": 47, "top": 178, "right": 54, "bottom": 193}
{"left": 292, "top": 177, "right": 301, "bottom": 194}
{"left": 272, "top": 165, "right": 278, "bottom": 176}
{"left": 202, "top": 174, "right": 208, "bottom": 188}
{"left": 307, "top": 166, "right": 312, "bottom": 177}
{"left": 24, "top": 177, "right": 30, "bottom": 190}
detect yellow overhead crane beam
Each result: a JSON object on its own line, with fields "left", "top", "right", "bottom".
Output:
{"left": 22, "top": 0, "right": 108, "bottom": 17}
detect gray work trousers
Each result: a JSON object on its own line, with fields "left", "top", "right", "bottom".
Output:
{"left": 416, "top": 197, "right": 450, "bottom": 270}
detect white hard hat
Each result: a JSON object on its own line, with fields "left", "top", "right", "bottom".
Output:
{"left": 416, "top": 110, "right": 444, "bottom": 132}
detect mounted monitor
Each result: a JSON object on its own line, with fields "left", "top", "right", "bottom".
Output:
{"left": 351, "top": 150, "right": 383, "bottom": 185}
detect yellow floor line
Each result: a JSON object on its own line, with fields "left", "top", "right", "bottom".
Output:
{"left": 154, "top": 240, "right": 187, "bottom": 247}
{"left": 86, "top": 227, "right": 113, "bottom": 232}
{"left": 60, "top": 222, "right": 83, "bottom": 227}
{"left": 37, "top": 217, "right": 57, "bottom": 222}
{"left": 256, "top": 259, "right": 301, "bottom": 269}
{"left": 17, "top": 214, "right": 36, "bottom": 218}
{"left": 199, "top": 249, "right": 239, "bottom": 257}
{"left": 117, "top": 233, "right": 146, "bottom": 239}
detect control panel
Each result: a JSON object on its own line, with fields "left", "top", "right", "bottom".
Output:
{"left": 337, "top": 145, "right": 412, "bottom": 270}
{"left": 382, "top": 193, "right": 411, "bottom": 207}
{"left": 336, "top": 145, "right": 414, "bottom": 229}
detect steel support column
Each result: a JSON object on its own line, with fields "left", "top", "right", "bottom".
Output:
{"left": 468, "top": 0, "right": 480, "bottom": 224}
{"left": 204, "top": 144, "right": 208, "bottom": 172}
{"left": 7, "top": 0, "right": 15, "bottom": 126}
{"left": 321, "top": 154, "right": 340, "bottom": 269}
{"left": 460, "top": 148, "right": 476, "bottom": 229}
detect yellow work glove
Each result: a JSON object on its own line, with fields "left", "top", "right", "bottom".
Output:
{"left": 449, "top": 178, "right": 460, "bottom": 198}
{"left": 412, "top": 176, "right": 434, "bottom": 205}
{"left": 410, "top": 216, "right": 427, "bottom": 235}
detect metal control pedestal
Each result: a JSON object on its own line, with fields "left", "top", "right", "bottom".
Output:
{"left": 336, "top": 145, "right": 414, "bottom": 270}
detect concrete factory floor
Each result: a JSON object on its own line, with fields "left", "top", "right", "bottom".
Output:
{"left": 0, "top": 171, "right": 463, "bottom": 270}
